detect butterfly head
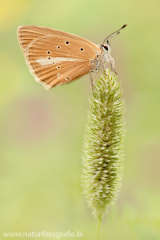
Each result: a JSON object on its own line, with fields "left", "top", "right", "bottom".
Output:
{"left": 100, "top": 40, "right": 111, "bottom": 63}
{"left": 101, "top": 40, "right": 111, "bottom": 53}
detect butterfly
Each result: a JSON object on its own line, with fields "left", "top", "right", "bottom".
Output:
{"left": 17, "top": 24, "right": 127, "bottom": 90}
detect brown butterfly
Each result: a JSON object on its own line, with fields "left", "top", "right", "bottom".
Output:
{"left": 17, "top": 25, "right": 127, "bottom": 90}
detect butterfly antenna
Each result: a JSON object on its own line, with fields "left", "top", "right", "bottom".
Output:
{"left": 102, "top": 24, "right": 127, "bottom": 45}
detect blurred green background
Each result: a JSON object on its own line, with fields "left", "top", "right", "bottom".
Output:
{"left": 1, "top": 0, "right": 160, "bottom": 239}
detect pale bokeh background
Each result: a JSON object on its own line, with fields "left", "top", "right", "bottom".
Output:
{"left": 1, "top": 0, "right": 160, "bottom": 239}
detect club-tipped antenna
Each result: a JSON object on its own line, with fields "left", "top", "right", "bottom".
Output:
{"left": 102, "top": 24, "right": 127, "bottom": 45}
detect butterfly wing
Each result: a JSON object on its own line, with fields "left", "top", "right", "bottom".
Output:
{"left": 30, "top": 60, "right": 92, "bottom": 89}
{"left": 24, "top": 35, "right": 98, "bottom": 89}
{"left": 17, "top": 25, "right": 101, "bottom": 54}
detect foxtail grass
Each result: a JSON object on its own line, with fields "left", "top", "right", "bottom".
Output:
{"left": 82, "top": 69, "right": 125, "bottom": 231}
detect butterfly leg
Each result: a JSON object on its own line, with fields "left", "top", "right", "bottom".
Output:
{"left": 102, "top": 64, "right": 108, "bottom": 77}
{"left": 109, "top": 56, "right": 117, "bottom": 74}
{"left": 101, "top": 55, "right": 108, "bottom": 77}
{"left": 89, "top": 72, "right": 94, "bottom": 93}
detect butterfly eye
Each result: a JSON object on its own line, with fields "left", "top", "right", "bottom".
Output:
{"left": 58, "top": 75, "right": 61, "bottom": 78}
{"left": 65, "top": 76, "right": 71, "bottom": 81}
{"left": 57, "top": 46, "right": 61, "bottom": 49}
{"left": 80, "top": 48, "right": 84, "bottom": 51}
{"left": 65, "top": 41, "right": 70, "bottom": 45}
{"left": 103, "top": 45, "right": 108, "bottom": 51}
{"left": 46, "top": 50, "right": 51, "bottom": 54}
{"left": 57, "top": 66, "right": 61, "bottom": 69}
{"left": 48, "top": 57, "right": 51, "bottom": 59}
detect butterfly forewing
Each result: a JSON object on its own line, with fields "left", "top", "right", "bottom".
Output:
{"left": 17, "top": 25, "right": 101, "bottom": 54}
{"left": 24, "top": 35, "right": 97, "bottom": 89}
